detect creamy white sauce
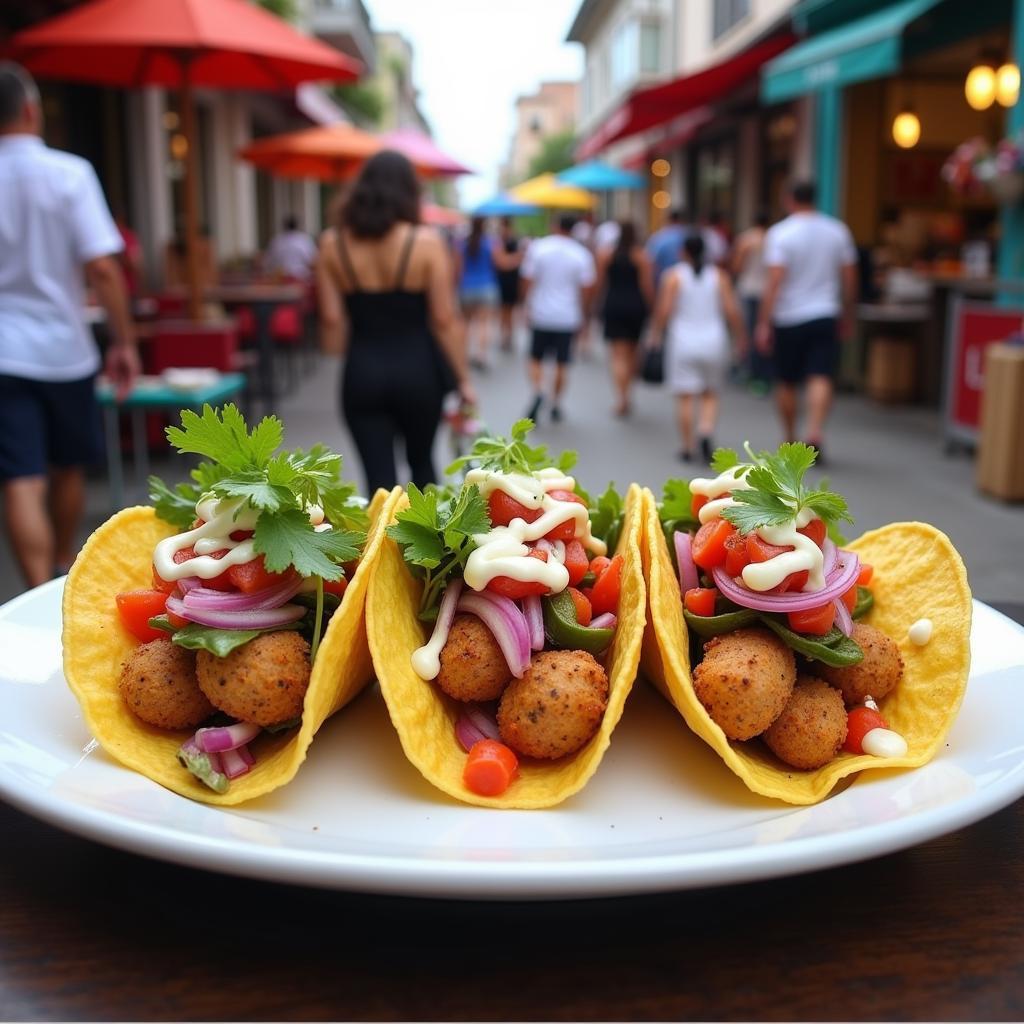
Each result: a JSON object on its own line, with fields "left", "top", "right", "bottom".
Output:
{"left": 461, "top": 468, "right": 606, "bottom": 593}
{"left": 861, "top": 727, "right": 909, "bottom": 758}
{"left": 691, "top": 466, "right": 753, "bottom": 525}
{"left": 740, "top": 507, "right": 826, "bottom": 593}
{"left": 908, "top": 618, "right": 933, "bottom": 646}
{"left": 412, "top": 636, "right": 446, "bottom": 680}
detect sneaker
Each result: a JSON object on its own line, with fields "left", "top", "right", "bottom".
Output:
{"left": 550, "top": 405, "right": 563, "bottom": 423}
{"left": 700, "top": 437, "right": 714, "bottom": 463}
{"left": 678, "top": 449, "right": 693, "bottom": 463}
{"left": 525, "top": 394, "right": 543, "bottom": 422}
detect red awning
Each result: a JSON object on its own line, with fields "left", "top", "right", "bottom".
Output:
{"left": 577, "top": 34, "right": 794, "bottom": 160}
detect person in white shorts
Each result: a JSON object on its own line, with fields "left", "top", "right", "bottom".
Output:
{"left": 651, "top": 234, "right": 746, "bottom": 462}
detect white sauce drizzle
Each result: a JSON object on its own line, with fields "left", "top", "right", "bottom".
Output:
{"left": 461, "top": 468, "right": 606, "bottom": 593}
{"left": 691, "top": 466, "right": 753, "bottom": 525}
{"left": 412, "top": 633, "right": 447, "bottom": 680}
{"left": 908, "top": 618, "right": 933, "bottom": 646}
{"left": 861, "top": 728, "right": 909, "bottom": 758}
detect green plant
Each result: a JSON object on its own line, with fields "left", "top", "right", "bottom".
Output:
{"left": 254, "top": 0, "right": 296, "bottom": 21}
{"left": 331, "top": 82, "right": 385, "bottom": 128}
{"left": 526, "top": 129, "right": 578, "bottom": 179}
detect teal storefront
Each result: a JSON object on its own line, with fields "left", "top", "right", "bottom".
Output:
{"left": 762, "top": 0, "right": 1023, "bottom": 281}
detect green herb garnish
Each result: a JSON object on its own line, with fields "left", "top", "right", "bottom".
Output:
{"left": 658, "top": 478, "right": 700, "bottom": 542}
{"left": 583, "top": 482, "right": 624, "bottom": 553}
{"left": 445, "top": 418, "right": 576, "bottom": 477}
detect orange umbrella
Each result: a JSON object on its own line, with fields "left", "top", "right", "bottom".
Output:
{"left": 238, "top": 122, "right": 382, "bottom": 181}
{"left": 11, "top": 0, "right": 360, "bottom": 318}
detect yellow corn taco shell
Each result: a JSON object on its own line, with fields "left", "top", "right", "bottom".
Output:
{"left": 61, "top": 486, "right": 403, "bottom": 805}
{"left": 640, "top": 487, "right": 972, "bottom": 805}
{"left": 367, "top": 483, "right": 646, "bottom": 809}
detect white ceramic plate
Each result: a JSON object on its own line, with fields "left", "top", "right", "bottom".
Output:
{"left": 1, "top": 581, "right": 1022, "bottom": 901}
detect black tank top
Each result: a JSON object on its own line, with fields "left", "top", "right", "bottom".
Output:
{"left": 603, "top": 249, "right": 647, "bottom": 317}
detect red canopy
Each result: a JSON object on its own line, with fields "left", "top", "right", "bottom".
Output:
{"left": 9, "top": 0, "right": 361, "bottom": 89}
{"left": 577, "top": 34, "right": 793, "bottom": 160}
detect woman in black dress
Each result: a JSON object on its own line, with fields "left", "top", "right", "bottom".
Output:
{"left": 317, "top": 151, "right": 474, "bottom": 493}
{"left": 493, "top": 216, "right": 524, "bottom": 352}
{"left": 595, "top": 220, "right": 654, "bottom": 416}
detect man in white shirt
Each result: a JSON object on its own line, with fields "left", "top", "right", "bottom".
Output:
{"left": 756, "top": 181, "right": 858, "bottom": 461}
{"left": 519, "top": 215, "right": 596, "bottom": 422}
{"left": 0, "top": 63, "right": 138, "bottom": 588}
{"left": 263, "top": 215, "right": 318, "bottom": 282}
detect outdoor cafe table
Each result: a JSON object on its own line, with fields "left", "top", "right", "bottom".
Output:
{"left": 97, "top": 373, "right": 246, "bottom": 510}
{"left": 1, "top": 603, "right": 1022, "bottom": 1021}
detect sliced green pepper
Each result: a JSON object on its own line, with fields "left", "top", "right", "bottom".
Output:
{"left": 683, "top": 607, "right": 759, "bottom": 638}
{"left": 542, "top": 591, "right": 614, "bottom": 656}
{"left": 852, "top": 586, "right": 874, "bottom": 620}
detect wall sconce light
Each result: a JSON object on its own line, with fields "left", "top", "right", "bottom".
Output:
{"left": 651, "top": 189, "right": 671, "bottom": 209}
{"left": 966, "top": 54, "right": 998, "bottom": 110}
{"left": 996, "top": 62, "right": 1020, "bottom": 107}
{"left": 892, "top": 109, "right": 921, "bottom": 148}
{"left": 650, "top": 158, "right": 671, "bottom": 177}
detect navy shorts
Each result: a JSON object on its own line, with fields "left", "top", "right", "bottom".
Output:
{"left": 773, "top": 318, "right": 839, "bottom": 384}
{"left": 530, "top": 328, "right": 573, "bottom": 365}
{"left": 0, "top": 374, "right": 103, "bottom": 482}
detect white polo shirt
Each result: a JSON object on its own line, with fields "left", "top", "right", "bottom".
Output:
{"left": 0, "top": 134, "right": 123, "bottom": 381}
{"left": 520, "top": 234, "right": 596, "bottom": 332}
{"left": 764, "top": 211, "right": 857, "bottom": 327}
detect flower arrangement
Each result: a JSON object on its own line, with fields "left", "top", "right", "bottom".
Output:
{"left": 942, "top": 134, "right": 1024, "bottom": 203}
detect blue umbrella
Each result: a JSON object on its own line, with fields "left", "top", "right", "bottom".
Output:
{"left": 472, "top": 193, "right": 541, "bottom": 217}
{"left": 557, "top": 160, "right": 645, "bottom": 191}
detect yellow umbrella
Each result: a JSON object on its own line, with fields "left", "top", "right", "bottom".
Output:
{"left": 510, "top": 173, "right": 596, "bottom": 210}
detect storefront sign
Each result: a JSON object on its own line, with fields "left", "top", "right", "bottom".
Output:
{"left": 944, "top": 299, "right": 1024, "bottom": 444}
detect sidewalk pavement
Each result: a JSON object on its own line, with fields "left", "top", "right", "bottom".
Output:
{"left": 2, "top": 328, "right": 1021, "bottom": 607}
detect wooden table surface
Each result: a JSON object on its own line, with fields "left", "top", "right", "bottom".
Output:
{"left": 3, "top": 605, "right": 1023, "bottom": 1022}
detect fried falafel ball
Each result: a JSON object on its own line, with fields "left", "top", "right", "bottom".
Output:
{"left": 119, "top": 639, "right": 213, "bottom": 730}
{"left": 763, "top": 676, "right": 848, "bottom": 770}
{"left": 196, "top": 631, "right": 311, "bottom": 727}
{"left": 437, "top": 614, "right": 513, "bottom": 702}
{"left": 820, "top": 622, "right": 904, "bottom": 706}
{"left": 497, "top": 650, "right": 609, "bottom": 760}
{"left": 693, "top": 627, "right": 796, "bottom": 741}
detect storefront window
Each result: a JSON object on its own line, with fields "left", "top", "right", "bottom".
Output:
{"left": 696, "top": 140, "right": 735, "bottom": 220}
{"left": 611, "top": 18, "right": 639, "bottom": 89}
{"left": 712, "top": 0, "right": 750, "bottom": 41}
{"left": 640, "top": 21, "right": 662, "bottom": 75}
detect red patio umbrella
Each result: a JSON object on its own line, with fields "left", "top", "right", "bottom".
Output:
{"left": 10, "top": 0, "right": 360, "bottom": 318}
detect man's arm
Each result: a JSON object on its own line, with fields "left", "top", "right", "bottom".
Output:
{"left": 755, "top": 265, "right": 785, "bottom": 355}
{"left": 85, "top": 255, "right": 139, "bottom": 399}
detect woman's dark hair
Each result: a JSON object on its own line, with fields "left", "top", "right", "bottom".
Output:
{"left": 614, "top": 220, "right": 637, "bottom": 259}
{"left": 340, "top": 149, "right": 420, "bottom": 239}
{"left": 466, "top": 216, "right": 485, "bottom": 260}
{"left": 684, "top": 233, "right": 706, "bottom": 276}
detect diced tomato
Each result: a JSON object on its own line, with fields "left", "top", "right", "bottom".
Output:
{"left": 588, "top": 555, "right": 611, "bottom": 578}
{"left": 563, "top": 539, "right": 589, "bottom": 587}
{"left": 723, "top": 531, "right": 750, "bottom": 577}
{"left": 770, "top": 569, "right": 809, "bottom": 594}
{"left": 463, "top": 739, "right": 519, "bottom": 797}
{"left": 487, "top": 549, "right": 550, "bottom": 599}
{"left": 229, "top": 529, "right": 254, "bottom": 542}
{"left": 166, "top": 610, "right": 188, "bottom": 630}
{"left": 580, "top": 586, "right": 594, "bottom": 603}
{"left": 844, "top": 706, "right": 888, "bottom": 755}
{"left": 747, "top": 533, "right": 807, "bottom": 593}
{"left": 858, "top": 563, "right": 874, "bottom": 586}
{"left": 173, "top": 545, "right": 233, "bottom": 591}
{"left": 568, "top": 586, "right": 593, "bottom": 626}
{"left": 542, "top": 489, "right": 587, "bottom": 542}
{"left": 151, "top": 565, "right": 177, "bottom": 595}
{"left": 797, "top": 518, "right": 827, "bottom": 549}
{"left": 115, "top": 589, "right": 171, "bottom": 642}
{"left": 227, "top": 555, "right": 293, "bottom": 594}
{"left": 841, "top": 584, "right": 858, "bottom": 613}
{"left": 787, "top": 603, "right": 836, "bottom": 635}
{"left": 691, "top": 493, "right": 709, "bottom": 519}
{"left": 323, "top": 577, "right": 348, "bottom": 599}
{"left": 684, "top": 587, "right": 717, "bottom": 616}
{"left": 488, "top": 490, "right": 542, "bottom": 527}
{"left": 691, "top": 519, "right": 735, "bottom": 571}
{"left": 590, "top": 554, "right": 623, "bottom": 617}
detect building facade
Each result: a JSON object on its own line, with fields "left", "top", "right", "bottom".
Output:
{"left": 501, "top": 80, "right": 580, "bottom": 186}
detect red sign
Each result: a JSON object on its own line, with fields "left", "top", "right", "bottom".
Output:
{"left": 950, "top": 304, "right": 1024, "bottom": 431}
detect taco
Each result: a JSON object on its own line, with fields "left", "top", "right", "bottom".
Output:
{"left": 641, "top": 443, "right": 972, "bottom": 805}
{"left": 62, "top": 403, "right": 400, "bottom": 805}
{"left": 368, "top": 420, "right": 645, "bottom": 808}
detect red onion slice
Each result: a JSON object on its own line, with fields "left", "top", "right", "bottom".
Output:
{"left": 454, "top": 703, "right": 501, "bottom": 752}
{"left": 822, "top": 537, "right": 838, "bottom": 576}
{"left": 675, "top": 531, "right": 698, "bottom": 593}
{"left": 194, "top": 721, "right": 261, "bottom": 753}
{"left": 522, "top": 595, "right": 545, "bottom": 650}
{"left": 590, "top": 612, "right": 617, "bottom": 630}
{"left": 833, "top": 596, "right": 854, "bottom": 637}
{"left": 710, "top": 549, "right": 860, "bottom": 614}
{"left": 206, "top": 751, "right": 224, "bottom": 774}
{"left": 184, "top": 573, "right": 304, "bottom": 612}
{"left": 457, "top": 591, "right": 531, "bottom": 677}
{"left": 220, "top": 747, "right": 251, "bottom": 779}
{"left": 166, "top": 594, "right": 306, "bottom": 630}
{"left": 176, "top": 576, "right": 201, "bottom": 595}
{"left": 236, "top": 743, "right": 255, "bottom": 767}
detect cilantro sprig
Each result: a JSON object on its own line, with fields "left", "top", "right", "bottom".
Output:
{"left": 148, "top": 404, "right": 366, "bottom": 581}
{"left": 581, "top": 483, "right": 625, "bottom": 553}
{"left": 446, "top": 418, "right": 576, "bottom": 478}
{"left": 387, "top": 483, "right": 490, "bottom": 619}
{"left": 717, "top": 442, "right": 852, "bottom": 537}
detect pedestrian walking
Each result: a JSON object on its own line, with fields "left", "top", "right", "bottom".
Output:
{"left": 317, "top": 150, "right": 474, "bottom": 493}
{"left": 520, "top": 214, "right": 596, "bottom": 424}
{"left": 263, "top": 214, "right": 318, "bottom": 282}
{"left": 493, "top": 216, "right": 524, "bottom": 352}
{"left": 647, "top": 208, "right": 689, "bottom": 288}
{"left": 595, "top": 220, "right": 653, "bottom": 417}
{"left": 454, "top": 216, "right": 499, "bottom": 370}
{"left": 702, "top": 210, "right": 731, "bottom": 267}
{"left": 731, "top": 210, "right": 772, "bottom": 394}
{"left": 652, "top": 234, "right": 746, "bottom": 463}
{"left": 0, "top": 63, "right": 139, "bottom": 590}
{"left": 755, "top": 181, "right": 858, "bottom": 461}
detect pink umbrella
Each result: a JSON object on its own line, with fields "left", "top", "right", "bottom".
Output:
{"left": 381, "top": 128, "right": 472, "bottom": 178}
